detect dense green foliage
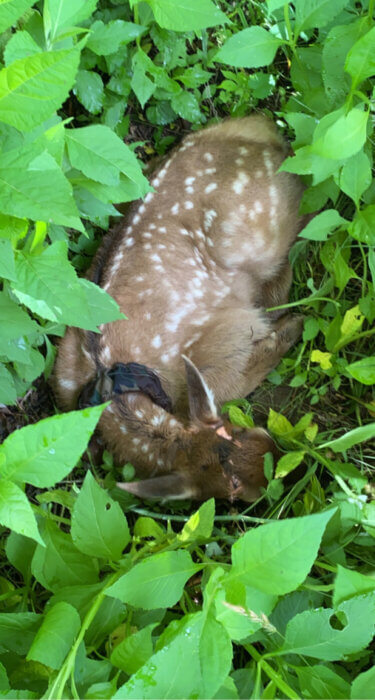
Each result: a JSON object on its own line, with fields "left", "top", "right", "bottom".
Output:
{"left": 0, "top": 0, "right": 375, "bottom": 697}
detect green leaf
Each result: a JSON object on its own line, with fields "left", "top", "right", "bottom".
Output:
{"left": 215, "top": 27, "right": 282, "bottom": 68}
{"left": 228, "top": 405, "right": 254, "bottom": 428}
{"left": 171, "top": 91, "right": 201, "bottom": 123}
{"left": 299, "top": 209, "right": 345, "bottom": 241}
{"left": 0, "top": 47, "right": 81, "bottom": 131}
{"left": 5, "top": 531, "right": 36, "bottom": 580}
{"left": 44, "top": 0, "right": 98, "bottom": 43}
{"left": 145, "top": 0, "right": 228, "bottom": 31}
{"left": 334, "top": 565, "right": 375, "bottom": 607}
{"left": 279, "top": 593, "right": 375, "bottom": 660}
{"left": 0, "top": 0, "right": 36, "bottom": 33}
{"left": 106, "top": 550, "right": 201, "bottom": 609}
{"left": 31, "top": 520, "right": 98, "bottom": 591}
{"left": 177, "top": 499, "right": 215, "bottom": 544}
{"left": 348, "top": 205, "right": 375, "bottom": 245}
{"left": 0, "top": 480, "right": 44, "bottom": 545}
{"left": 71, "top": 472, "right": 130, "bottom": 560}
{"left": 0, "top": 292, "right": 38, "bottom": 340}
{"left": 0, "top": 404, "right": 106, "bottom": 487}
{"left": 86, "top": 20, "right": 144, "bottom": 55}
{"left": 114, "top": 611, "right": 231, "bottom": 699}
{"left": 27, "top": 601, "right": 80, "bottom": 669}
{"left": 229, "top": 510, "right": 335, "bottom": 595}
{"left": 74, "top": 70, "right": 104, "bottom": 115}
{"left": 340, "top": 150, "right": 372, "bottom": 206}
{"left": 275, "top": 451, "right": 305, "bottom": 479}
{"left": 345, "top": 26, "right": 375, "bottom": 88}
{"left": 12, "top": 242, "right": 123, "bottom": 328}
{"left": 214, "top": 577, "right": 277, "bottom": 642}
{"left": 0, "top": 613, "right": 41, "bottom": 655}
{"left": 110, "top": 623, "right": 156, "bottom": 674}
{"left": 311, "top": 108, "right": 368, "bottom": 160}
{"left": 351, "top": 667, "right": 375, "bottom": 699}
{"left": 346, "top": 357, "right": 375, "bottom": 385}
{"left": 267, "top": 408, "right": 294, "bottom": 437}
{"left": 0, "top": 364, "right": 17, "bottom": 405}
{"left": 0, "top": 240, "right": 16, "bottom": 281}
{"left": 296, "top": 665, "right": 350, "bottom": 699}
{"left": 4, "top": 30, "right": 41, "bottom": 65}
{"left": 66, "top": 125, "right": 148, "bottom": 189}
{"left": 295, "top": 0, "right": 350, "bottom": 33}
{"left": 0, "top": 145, "right": 83, "bottom": 230}
{"left": 319, "top": 423, "right": 375, "bottom": 452}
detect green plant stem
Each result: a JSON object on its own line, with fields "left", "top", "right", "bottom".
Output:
{"left": 245, "top": 644, "right": 300, "bottom": 700}
{"left": 368, "top": 0, "right": 375, "bottom": 22}
{"left": 45, "top": 572, "right": 120, "bottom": 700}
{"left": 129, "top": 506, "right": 269, "bottom": 523}
{"left": 283, "top": 3, "right": 294, "bottom": 47}
{"left": 295, "top": 442, "right": 355, "bottom": 498}
{"left": 335, "top": 325, "right": 375, "bottom": 351}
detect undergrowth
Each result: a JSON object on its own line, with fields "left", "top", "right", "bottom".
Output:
{"left": 0, "top": 0, "right": 374, "bottom": 698}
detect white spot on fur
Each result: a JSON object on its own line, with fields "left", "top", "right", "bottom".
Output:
{"left": 157, "top": 458, "right": 164, "bottom": 467}
{"left": 152, "top": 177, "right": 160, "bottom": 187}
{"left": 232, "top": 171, "right": 249, "bottom": 195}
{"left": 235, "top": 157, "right": 244, "bottom": 166}
{"left": 125, "top": 237, "right": 134, "bottom": 247}
{"left": 151, "top": 253, "right": 162, "bottom": 263}
{"left": 145, "top": 192, "right": 154, "bottom": 203}
{"left": 185, "top": 186, "right": 194, "bottom": 194}
{"left": 141, "top": 443, "right": 149, "bottom": 453}
{"left": 185, "top": 201, "right": 194, "bottom": 209}
{"left": 255, "top": 169, "right": 263, "bottom": 179}
{"left": 180, "top": 228, "right": 189, "bottom": 236}
{"left": 149, "top": 223, "right": 156, "bottom": 230}
{"left": 203, "top": 152, "right": 213, "bottom": 162}
{"left": 185, "top": 176, "right": 195, "bottom": 185}
{"left": 171, "top": 203, "right": 179, "bottom": 215}
{"left": 205, "top": 167, "right": 216, "bottom": 175}
{"left": 159, "top": 226, "right": 167, "bottom": 233}
{"left": 139, "top": 204, "right": 146, "bottom": 214}
{"left": 120, "top": 425, "right": 127, "bottom": 434}
{"left": 136, "top": 275, "right": 144, "bottom": 282}
{"left": 152, "top": 334, "right": 162, "bottom": 348}
{"left": 100, "top": 346, "right": 111, "bottom": 363}
{"left": 133, "top": 214, "right": 140, "bottom": 225}
{"left": 239, "top": 146, "right": 248, "bottom": 155}
{"left": 203, "top": 209, "right": 217, "bottom": 232}
{"left": 205, "top": 183, "right": 217, "bottom": 194}
{"left": 144, "top": 243, "right": 152, "bottom": 250}
{"left": 132, "top": 437, "right": 140, "bottom": 445}
{"left": 254, "top": 200, "right": 263, "bottom": 213}
{"left": 59, "top": 378, "right": 77, "bottom": 390}
{"left": 142, "top": 232, "right": 152, "bottom": 239}
{"left": 135, "top": 410, "right": 144, "bottom": 419}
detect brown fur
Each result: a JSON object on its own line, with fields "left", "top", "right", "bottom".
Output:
{"left": 52, "top": 116, "right": 305, "bottom": 502}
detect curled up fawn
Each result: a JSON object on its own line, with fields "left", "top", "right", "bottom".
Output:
{"left": 53, "top": 115, "right": 306, "bottom": 502}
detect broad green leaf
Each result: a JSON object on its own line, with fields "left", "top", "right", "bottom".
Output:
{"left": 345, "top": 26, "right": 375, "bottom": 87}
{"left": 334, "top": 565, "right": 375, "bottom": 607}
{"left": 12, "top": 242, "right": 123, "bottom": 328}
{"left": 319, "top": 423, "right": 375, "bottom": 452}
{"left": 74, "top": 69, "right": 104, "bottom": 115}
{"left": 110, "top": 623, "right": 156, "bottom": 674}
{"left": 0, "top": 480, "right": 44, "bottom": 545}
{"left": 298, "top": 209, "right": 345, "bottom": 241}
{"left": 228, "top": 405, "right": 254, "bottom": 428}
{"left": 311, "top": 349, "right": 332, "bottom": 370}
{"left": 348, "top": 205, "right": 375, "bottom": 245}
{"left": 0, "top": 238, "right": 16, "bottom": 280}
{"left": 131, "top": 49, "right": 156, "bottom": 108}
{"left": 215, "top": 27, "right": 282, "bottom": 68}
{"left": 44, "top": 0, "right": 98, "bottom": 43}
{"left": 214, "top": 578, "right": 277, "bottom": 642}
{"left": 275, "top": 451, "right": 305, "bottom": 479}
{"left": 106, "top": 550, "right": 201, "bottom": 609}
{"left": 351, "top": 667, "right": 375, "bottom": 699}
{"left": 0, "top": 292, "right": 38, "bottom": 340}
{"left": 340, "top": 151, "right": 371, "bottom": 206}
{"left": 311, "top": 108, "right": 368, "bottom": 160}
{"left": 71, "top": 471, "right": 130, "bottom": 560}
{"left": 0, "top": 0, "right": 36, "bottom": 33}
{"left": 322, "top": 21, "right": 364, "bottom": 105}
{"left": 279, "top": 593, "right": 375, "bottom": 660}
{"left": 31, "top": 520, "right": 98, "bottom": 591}
{"left": 4, "top": 30, "right": 41, "bottom": 65}
{"left": 27, "top": 601, "right": 80, "bottom": 669}
{"left": 333, "top": 305, "right": 364, "bottom": 351}
{"left": 5, "top": 531, "right": 36, "bottom": 580}
{"left": 0, "top": 364, "right": 17, "bottom": 405}
{"left": 66, "top": 125, "right": 148, "bottom": 189}
{"left": 0, "top": 404, "right": 106, "bottom": 487}
{"left": 0, "top": 47, "right": 81, "bottom": 131}
{"left": 295, "top": 0, "right": 351, "bottom": 33}
{"left": 0, "top": 613, "right": 41, "bottom": 655}
{"left": 171, "top": 91, "right": 201, "bottom": 123}
{"left": 145, "top": 0, "right": 228, "bottom": 31}
{"left": 296, "top": 665, "right": 350, "bottom": 699}
{"left": 229, "top": 510, "right": 335, "bottom": 595}
{"left": 0, "top": 146, "right": 83, "bottom": 230}
{"left": 178, "top": 499, "right": 215, "bottom": 544}
{"left": 267, "top": 408, "right": 293, "bottom": 437}
{"left": 114, "top": 611, "right": 231, "bottom": 699}
{"left": 86, "top": 20, "right": 145, "bottom": 55}
{"left": 347, "top": 357, "right": 375, "bottom": 385}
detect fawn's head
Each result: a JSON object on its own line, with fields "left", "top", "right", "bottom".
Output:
{"left": 117, "top": 356, "right": 278, "bottom": 502}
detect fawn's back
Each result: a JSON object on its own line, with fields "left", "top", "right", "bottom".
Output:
{"left": 53, "top": 115, "right": 305, "bottom": 502}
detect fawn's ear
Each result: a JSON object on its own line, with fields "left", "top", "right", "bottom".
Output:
{"left": 182, "top": 354, "right": 220, "bottom": 426}
{"left": 117, "top": 474, "right": 196, "bottom": 501}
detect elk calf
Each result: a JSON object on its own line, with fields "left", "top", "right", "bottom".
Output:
{"left": 53, "top": 115, "right": 305, "bottom": 502}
